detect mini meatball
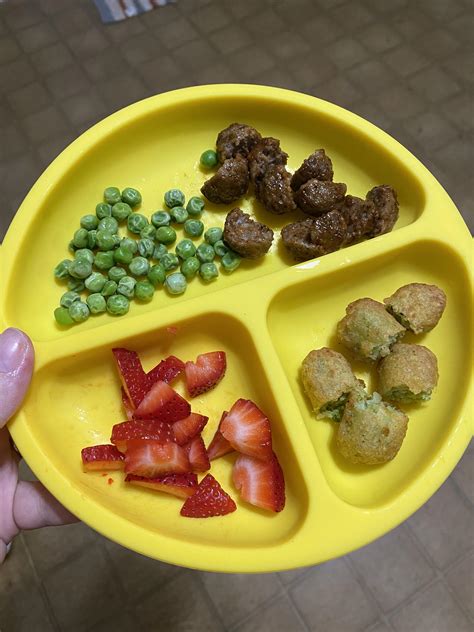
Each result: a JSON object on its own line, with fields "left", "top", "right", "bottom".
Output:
{"left": 339, "top": 195, "right": 376, "bottom": 246}
{"left": 366, "top": 184, "right": 399, "bottom": 237}
{"left": 248, "top": 137, "right": 288, "bottom": 187}
{"left": 201, "top": 157, "right": 249, "bottom": 204}
{"left": 281, "top": 210, "right": 347, "bottom": 261}
{"left": 336, "top": 298, "right": 406, "bottom": 362}
{"left": 223, "top": 208, "right": 273, "bottom": 259}
{"left": 256, "top": 164, "right": 297, "bottom": 214}
{"left": 216, "top": 123, "right": 262, "bottom": 164}
{"left": 337, "top": 391, "right": 408, "bottom": 465}
{"left": 291, "top": 149, "right": 334, "bottom": 191}
{"left": 384, "top": 283, "right": 447, "bottom": 334}
{"left": 294, "top": 179, "right": 347, "bottom": 216}
{"left": 378, "top": 343, "right": 439, "bottom": 403}
{"left": 301, "top": 348, "right": 360, "bottom": 421}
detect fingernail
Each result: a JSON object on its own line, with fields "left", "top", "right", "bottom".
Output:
{"left": 0, "top": 329, "right": 29, "bottom": 374}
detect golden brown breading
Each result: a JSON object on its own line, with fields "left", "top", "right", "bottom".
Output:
{"left": 377, "top": 343, "right": 438, "bottom": 402}
{"left": 384, "top": 283, "right": 446, "bottom": 334}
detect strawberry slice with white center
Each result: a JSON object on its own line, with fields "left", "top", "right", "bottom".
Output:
{"left": 184, "top": 435, "right": 210, "bottom": 472}
{"left": 134, "top": 380, "right": 190, "bottom": 423}
{"left": 147, "top": 355, "right": 185, "bottom": 385}
{"left": 180, "top": 474, "right": 237, "bottom": 518}
{"left": 207, "top": 411, "right": 234, "bottom": 461}
{"left": 220, "top": 399, "right": 272, "bottom": 460}
{"left": 172, "top": 413, "right": 208, "bottom": 446}
{"left": 124, "top": 439, "right": 190, "bottom": 477}
{"left": 125, "top": 473, "right": 198, "bottom": 499}
{"left": 121, "top": 388, "right": 135, "bottom": 420}
{"left": 184, "top": 351, "right": 226, "bottom": 397}
{"left": 81, "top": 445, "right": 124, "bottom": 472}
{"left": 111, "top": 418, "right": 175, "bottom": 453}
{"left": 112, "top": 348, "right": 149, "bottom": 408}
{"left": 232, "top": 452, "right": 285, "bottom": 513}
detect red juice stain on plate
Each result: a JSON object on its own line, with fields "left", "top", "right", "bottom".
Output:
{"left": 166, "top": 326, "right": 179, "bottom": 335}
{"left": 108, "top": 478, "right": 114, "bottom": 485}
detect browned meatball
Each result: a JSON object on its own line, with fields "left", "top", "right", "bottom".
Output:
{"left": 256, "top": 164, "right": 297, "bottom": 215}
{"left": 223, "top": 208, "right": 274, "bottom": 259}
{"left": 248, "top": 137, "right": 288, "bottom": 188}
{"left": 291, "top": 149, "right": 334, "bottom": 191}
{"left": 201, "top": 157, "right": 249, "bottom": 204}
{"left": 294, "top": 179, "right": 347, "bottom": 216}
{"left": 339, "top": 195, "right": 376, "bottom": 245}
{"left": 366, "top": 184, "right": 399, "bottom": 237}
{"left": 281, "top": 210, "right": 347, "bottom": 261}
{"left": 216, "top": 123, "right": 262, "bottom": 164}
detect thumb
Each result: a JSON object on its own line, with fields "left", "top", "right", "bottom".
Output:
{"left": 0, "top": 329, "right": 34, "bottom": 428}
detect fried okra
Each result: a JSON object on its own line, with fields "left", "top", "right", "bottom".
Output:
{"left": 337, "top": 391, "right": 408, "bottom": 465}
{"left": 301, "top": 348, "right": 360, "bottom": 421}
{"left": 378, "top": 343, "right": 439, "bottom": 403}
{"left": 384, "top": 283, "right": 446, "bottom": 334}
{"left": 337, "top": 298, "right": 406, "bottom": 362}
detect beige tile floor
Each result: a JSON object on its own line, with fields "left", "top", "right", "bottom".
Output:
{"left": 0, "top": 0, "right": 473, "bottom": 630}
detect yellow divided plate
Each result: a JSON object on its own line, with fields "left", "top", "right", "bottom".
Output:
{"left": 1, "top": 85, "right": 472, "bottom": 573}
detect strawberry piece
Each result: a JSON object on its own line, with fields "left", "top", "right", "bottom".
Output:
{"left": 233, "top": 452, "right": 285, "bottom": 513}
{"left": 111, "top": 419, "right": 174, "bottom": 453}
{"left": 134, "top": 380, "right": 191, "bottom": 423}
{"left": 207, "top": 411, "right": 234, "bottom": 461}
{"left": 220, "top": 399, "right": 272, "bottom": 460}
{"left": 124, "top": 439, "right": 190, "bottom": 477}
{"left": 184, "top": 351, "right": 226, "bottom": 397}
{"left": 125, "top": 473, "right": 198, "bottom": 499}
{"left": 121, "top": 387, "right": 135, "bottom": 420}
{"left": 112, "top": 348, "right": 149, "bottom": 408}
{"left": 184, "top": 436, "right": 210, "bottom": 472}
{"left": 147, "top": 355, "right": 185, "bottom": 385}
{"left": 180, "top": 474, "right": 236, "bottom": 518}
{"left": 81, "top": 445, "right": 124, "bottom": 472}
{"left": 172, "top": 413, "right": 208, "bottom": 446}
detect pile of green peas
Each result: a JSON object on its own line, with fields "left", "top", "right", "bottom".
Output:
{"left": 53, "top": 186, "right": 242, "bottom": 326}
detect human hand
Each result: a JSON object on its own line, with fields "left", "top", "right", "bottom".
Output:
{"left": 0, "top": 328, "right": 77, "bottom": 563}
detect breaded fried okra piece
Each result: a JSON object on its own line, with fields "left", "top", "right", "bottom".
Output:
{"left": 384, "top": 283, "right": 446, "bottom": 334}
{"left": 378, "top": 343, "right": 439, "bottom": 403}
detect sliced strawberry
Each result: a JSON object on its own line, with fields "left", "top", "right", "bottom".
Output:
{"left": 220, "top": 399, "right": 272, "bottom": 460}
{"left": 184, "top": 436, "right": 210, "bottom": 472}
{"left": 124, "top": 439, "right": 190, "bottom": 477}
{"left": 233, "top": 452, "right": 285, "bottom": 513}
{"left": 121, "top": 387, "right": 135, "bottom": 420}
{"left": 184, "top": 351, "right": 226, "bottom": 397}
{"left": 147, "top": 355, "right": 185, "bottom": 385}
{"left": 172, "top": 413, "right": 208, "bottom": 446}
{"left": 180, "top": 474, "right": 236, "bottom": 518}
{"left": 111, "top": 418, "right": 174, "bottom": 453}
{"left": 207, "top": 411, "right": 234, "bottom": 461}
{"left": 81, "top": 445, "right": 124, "bottom": 472}
{"left": 125, "top": 473, "right": 198, "bottom": 499}
{"left": 134, "top": 380, "right": 191, "bottom": 423}
{"left": 112, "top": 348, "right": 149, "bottom": 408}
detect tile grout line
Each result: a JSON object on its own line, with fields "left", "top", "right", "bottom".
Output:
{"left": 192, "top": 571, "right": 230, "bottom": 632}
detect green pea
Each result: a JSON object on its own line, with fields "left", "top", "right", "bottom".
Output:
{"left": 165, "top": 272, "right": 187, "bottom": 295}
{"left": 135, "top": 280, "right": 155, "bottom": 302}
{"left": 205, "top": 227, "right": 223, "bottom": 245}
{"left": 121, "top": 187, "right": 142, "bottom": 208}
{"left": 214, "top": 240, "right": 229, "bottom": 257}
{"left": 85, "top": 271, "right": 107, "bottom": 293}
{"left": 184, "top": 219, "right": 204, "bottom": 238}
{"left": 120, "top": 237, "right": 138, "bottom": 254}
{"left": 138, "top": 238, "right": 154, "bottom": 258}
{"left": 221, "top": 250, "right": 241, "bottom": 272}
{"left": 68, "top": 240, "right": 76, "bottom": 254}
{"left": 104, "top": 187, "right": 121, "bottom": 205}
{"left": 156, "top": 226, "right": 176, "bottom": 245}
{"left": 107, "top": 294, "right": 129, "bottom": 316}
{"left": 96, "top": 230, "right": 119, "bottom": 251}
{"left": 170, "top": 206, "right": 188, "bottom": 224}
{"left": 151, "top": 211, "right": 171, "bottom": 228}
{"left": 69, "top": 258, "right": 92, "bottom": 279}
{"left": 153, "top": 243, "right": 168, "bottom": 261}
{"left": 114, "top": 247, "right": 133, "bottom": 265}
{"left": 94, "top": 251, "right": 115, "bottom": 270}
{"left": 117, "top": 275, "right": 136, "bottom": 298}
{"left": 175, "top": 239, "right": 196, "bottom": 260}
{"left": 161, "top": 252, "right": 179, "bottom": 271}
{"left": 148, "top": 263, "right": 166, "bottom": 287}
{"left": 140, "top": 225, "right": 156, "bottom": 240}
{"left": 54, "top": 259, "right": 72, "bottom": 280}
{"left": 186, "top": 196, "right": 205, "bottom": 217}
{"left": 108, "top": 266, "right": 127, "bottom": 283}
{"left": 127, "top": 213, "right": 148, "bottom": 234}
{"left": 87, "top": 230, "right": 98, "bottom": 249}
{"left": 196, "top": 242, "right": 215, "bottom": 263}
{"left": 60, "top": 291, "right": 80, "bottom": 309}
{"left": 199, "top": 261, "right": 219, "bottom": 282}
{"left": 181, "top": 256, "right": 200, "bottom": 280}
{"left": 73, "top": 228, "right": 89, "bottom": 248}
{"left": 96, "top": 202, "right": 112, "bottom": 219}
{"left": 68, "top": 301, "right": 90, "bottom": 323}
{"left": 80, "top": 214, "right": 99, "bottom": 230}
{"left": 129, "top": 256, "right": 149, "bottom": 277}
{"left": 101, "top": 280, "right": 117, "bottom": 297}
{"left": 164, "top": 189, "right": 185, "bottom": 208}
{"left": 112, "top": 202, "right": 132, "bottom": 222}
{"left": 54, "top": 306, "right": 74, "bottom": 326}
{"left": 200, "top": 149, "right": 218, "bottom": 168}
{"left": 67, "top": 277, "right": 85, "bottom": 292}
{"left": 87, "top": 293, "right": 107, "bottom": 314}
{"left": 75, "top": 248, "right": 94, "bottom": 264}
{"left": 98, "top": 216, "right": 118, "bottom": 234}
